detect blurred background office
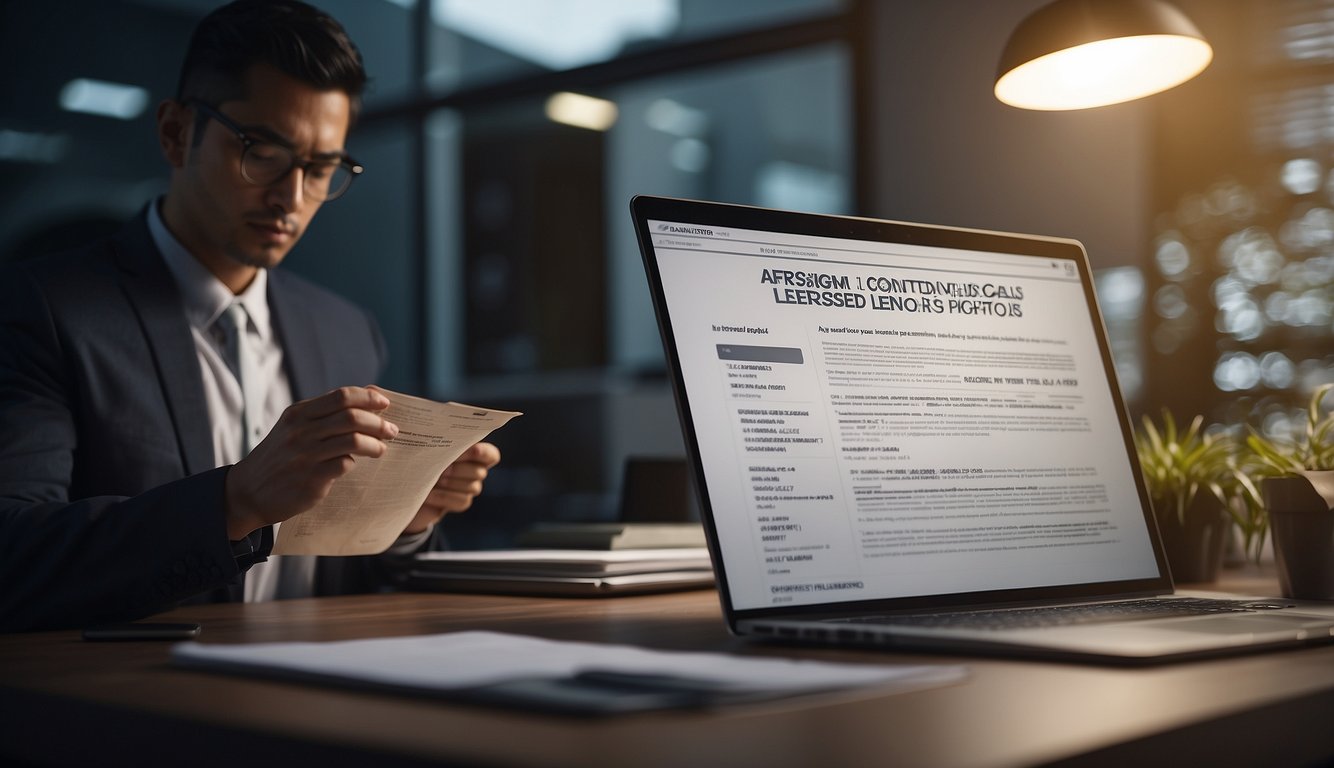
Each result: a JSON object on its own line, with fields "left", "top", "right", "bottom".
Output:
{"left": 1, "top": 0, "right": 1331, "bottom": 546}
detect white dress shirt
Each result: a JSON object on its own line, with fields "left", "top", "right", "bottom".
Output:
{"left": 148, "top": 201, "right": 304, "bottom": 601}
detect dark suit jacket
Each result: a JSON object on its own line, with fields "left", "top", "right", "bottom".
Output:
{"left": 0, "top": 213, "right": 403, "bottom": 632}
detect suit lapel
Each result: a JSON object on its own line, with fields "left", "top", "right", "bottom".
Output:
{"left": 269, "top": 273, "right": 350, "bottom": 586}
{"left": 111, "top": 216, "right": 215, "bottom": 477}
{"left": 268, "top": 271, "right": 327, "bottom": 400}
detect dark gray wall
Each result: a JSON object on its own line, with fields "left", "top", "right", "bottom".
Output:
{"left": 869, "top": 0, "right": 1152, "bottom": 269}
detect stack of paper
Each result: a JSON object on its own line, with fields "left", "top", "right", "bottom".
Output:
{"left": 408, "top": 548, "right": 714, "bottom": 597}
{"left": 516, "top": 522, "right": 707, "bottom": 550}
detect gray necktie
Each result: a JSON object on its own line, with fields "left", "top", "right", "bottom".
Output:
{"left": 219, "top": 302, "right": 315, "bottom": 600}
{"left": 217, "top": 302, "right": 263, "bottom": 456}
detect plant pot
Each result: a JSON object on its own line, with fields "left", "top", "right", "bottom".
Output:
{"left": 1262, "top": 471, "right": 1334, "bottom": 601}
{"left": 1153, "top": 494, "right": 1229, "bottom": 583}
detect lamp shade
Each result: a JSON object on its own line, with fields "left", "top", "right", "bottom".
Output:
{"left": 995, "top": 0, "right": 1212, "bottom": 110}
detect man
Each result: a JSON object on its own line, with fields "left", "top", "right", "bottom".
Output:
{"left": 0, "top": 0, "right": 499, "bottom": 632}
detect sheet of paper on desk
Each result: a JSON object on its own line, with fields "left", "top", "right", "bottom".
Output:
{"left": 171, "top": 631, "right": 966, "bottom": 715}
{"left": 273, "top": 392, "right": 521, "bottom": 556}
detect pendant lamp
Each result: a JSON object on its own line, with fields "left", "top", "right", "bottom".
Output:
{"left": 995, "top": 0, "right": 1212, "bottom": 110}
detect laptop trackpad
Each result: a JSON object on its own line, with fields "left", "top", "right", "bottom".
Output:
{"left": 1157, "top": 615, "right": 1328, "bottom": 635}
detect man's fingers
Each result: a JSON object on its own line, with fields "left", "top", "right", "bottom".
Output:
{"left": 299, "top": 406, "right": 398, "bottom": 443}
{"left": 472, "top": 442, "right": 501, "bottom": 467}
{"left": 314, "top": 454, "right": 357, "bottom": 480}
{"left": 225, "top": 388, "right": 407, "bottom": 536}
{"left": 332, "top": 408, "right": 397, "bottom": 440}
{"left": 434, "top": 476, "right": 485, "bottom": 498}
{"left": 299, "top": 386, "right": 392, "bottom": 420}
{"left": 439, "top": 462, "right": 488, "bottom": 483}
{"left": 421, "top": 488, "right": 475, "bottom": 514}
{"left": 452, "top": 442, "right": 501, "bottom": 469}
{"left": 424, "top": 482, "right": 481, "bottom": 507}
{"left": 313, "top": 431, "right": 392, "bottom": 462}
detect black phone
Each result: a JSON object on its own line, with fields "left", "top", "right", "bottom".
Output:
{"left": 81, "top": 622, "right": 202, "bottom": 641}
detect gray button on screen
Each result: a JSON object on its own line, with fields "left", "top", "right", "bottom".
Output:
{"left": 716, "top": 344, "right": 804, "bottom": 364}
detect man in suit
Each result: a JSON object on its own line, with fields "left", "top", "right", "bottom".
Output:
{"left": 0, "top": 0, "right": 500, "bottom": 632}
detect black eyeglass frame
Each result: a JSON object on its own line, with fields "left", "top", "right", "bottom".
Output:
{"left": 188, "top": 101, "right": 364, "bottom": 202}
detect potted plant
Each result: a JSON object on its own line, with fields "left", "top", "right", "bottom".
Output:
{"left": 1246, "top": 384, "right": 1334, "bottom": 600}
{"left": 1135, "top": 410, "right": 1237, "bottom": 583}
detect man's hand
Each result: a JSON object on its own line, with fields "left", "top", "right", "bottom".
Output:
{"left": 402, "top": 442, "right": 502, "bottom": 535}
{"left": 223, "top": 386, "right": 398, "bottom": 540}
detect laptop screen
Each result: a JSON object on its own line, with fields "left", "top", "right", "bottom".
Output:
{"left": 633, "top": 197, "right": 1168, "bottom": 615}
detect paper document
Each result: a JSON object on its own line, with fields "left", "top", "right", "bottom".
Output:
{"left": 516, "top": 522, "right": 707, "bottom": 550}
{"left": 407, "top": 569, "right": 716, "bottom": 597}
{"left": 172, "top": 631, "right": 966, "bottom": 714}
{"left": 273, "top": 390, "right": 521, "bottom": 556}
{"left": 413, "top": 548, "right": 713, "bottom": 576}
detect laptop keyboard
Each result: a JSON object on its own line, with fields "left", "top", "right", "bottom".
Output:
{"left": 838, "top": 597, "right": 1277, "bottom": 631}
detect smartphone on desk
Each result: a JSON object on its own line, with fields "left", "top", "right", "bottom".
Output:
{"left": 82, "top": 622, "right": 201, "bottom": 641}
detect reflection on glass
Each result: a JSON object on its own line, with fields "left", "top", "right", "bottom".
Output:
{"left": 1154, "top": 165, "right": 1332, "bottom": 422}
{"left": 1221, "top": 227, "right": 1285, "bottom": 285}
{"left": 755, "top": 160, "right": 847, "bottom": 213}
{"left": 1218, "top": 298, "right": 1264, "bottom": 341}
{"left": 545, "top": 92, "right": 620, "bottom": 131}
{"left": 453, "top": 41, "right": 849, "bottom": 377}
{"left": 0, "top": 130, "right": 68, "bottom": 164}
{"left": 1262, "top": 408, "right": 1295, "bottom": 439}
{"left": 1280, "top": 157, "right": 1322, "bottom": 194}
{"left": 670, "top": 138, "right": 710, "bottom": 173}
{"left": 1281, "top": 5, "right": 1334, "bottom": 61}
{"left": 645, "top": 98, "right": 709, "bottom": 137}
{"left": 1095, "top": 267, "right": 1145, "bottom": 402}
{"left": 1260, "top": 350, "right": 1296, "bottom": 389}
{"left": 605, "top": 44, "right": 852, "bottom": 371}
{"left": 1154, "top": 234, "right": 1191, "bottom": 279}
{"left": 1154, "top": 283, "right": 1189, "bottom": 319}
{"left": 1264, "top": 290, "right": 1291, "bottom": 323}
{"left": 1279, "top": 206, "right": 1334, "bottom": 252}
{"left": 1214, "top": 351, "right": 1262, "bottom": 392}
{"left": 427, "top": 0, "right": 844, "bottom": 93}
{"left": 58, "top": 78, "right": 149, "bottom": 120}
{"left": 1254, "top": 80, "right": 1334, "bottom": 150}
{"left": 434, "top": 0, "right": 678, "bottom": 70}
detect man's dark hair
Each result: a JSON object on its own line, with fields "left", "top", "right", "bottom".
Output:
{"left": 176, "top": 0, "right": 367, "bottom": 129}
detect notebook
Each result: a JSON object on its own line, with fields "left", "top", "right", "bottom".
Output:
{"left": 630, "top": 195, "right": 1334, "bottom": 664}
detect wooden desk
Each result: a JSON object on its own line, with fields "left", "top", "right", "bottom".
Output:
{"left": 3, "top": 568, "right": 1333, "bottom": 768}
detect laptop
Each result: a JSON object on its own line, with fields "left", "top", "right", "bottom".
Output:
{"left": 630, "top": 195, "right": 1334, "bottom": 664}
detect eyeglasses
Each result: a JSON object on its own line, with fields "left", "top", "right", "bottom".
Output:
{"left": 190, "top": 101, "right": 363, "bottom": 202}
